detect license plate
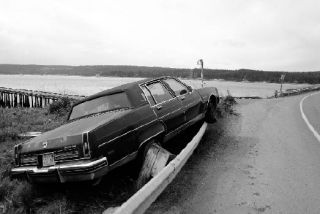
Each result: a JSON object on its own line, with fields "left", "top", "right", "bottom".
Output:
{"left": 42, "top": 153, "right": 55, "bottom": 167}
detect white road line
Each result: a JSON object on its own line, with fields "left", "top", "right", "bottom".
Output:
{"left": 300, "top": 92, "right": 320, "bottom": 143}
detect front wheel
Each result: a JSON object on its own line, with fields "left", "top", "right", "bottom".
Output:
{"left": 205, "top": 100, "right": 217, "bottom": 123}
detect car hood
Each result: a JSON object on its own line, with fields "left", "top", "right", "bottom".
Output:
{"left": 20, "top": 109, "right": 131, "bottom": 153}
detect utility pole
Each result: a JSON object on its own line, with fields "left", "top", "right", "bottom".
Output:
{"left": 197, "top": 59, "right": 204, "bottom": 87}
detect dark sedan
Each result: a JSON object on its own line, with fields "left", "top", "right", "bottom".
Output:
{"left": 11, "top": 76, "right": 219, "bottom": 183}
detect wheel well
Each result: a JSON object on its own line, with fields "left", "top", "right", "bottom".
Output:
{"left": 138, "top": 133, "right": 164, "bottom": 156}
{"left": 209, "top": 95, "right": 218, "bottom": 108}
{"left": 137, "top": 120, "right": 166, "bottom": 152}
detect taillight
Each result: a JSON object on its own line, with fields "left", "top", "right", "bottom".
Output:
{"left": 82, "top": 133, "right": 90, "bottom": 157}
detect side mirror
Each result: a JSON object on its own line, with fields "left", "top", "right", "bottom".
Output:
{"left": 180, "top": 89, "right": 188, "bottom": 95}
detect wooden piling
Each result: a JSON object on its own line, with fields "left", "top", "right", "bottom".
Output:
{"left": 14, "top": 93, "right": 17, "bottom": 107}
{"left": 0, "top": 87, "right": 84, "bottom": 108}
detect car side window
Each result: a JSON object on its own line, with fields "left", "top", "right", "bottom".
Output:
{"left": 147, "top": 82, "right": 173, "bottom": 104}
{"left": 163, "top": 78, "right": 189, "bottom": 96}
{"left": 141, "top": 86, "right": 156, "bottom": 106}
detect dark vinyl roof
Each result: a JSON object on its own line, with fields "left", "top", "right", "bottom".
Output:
{"left": 73, "top": 77, "right": 160, "bottom": 108}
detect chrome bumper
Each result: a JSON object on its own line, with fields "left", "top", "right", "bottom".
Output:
{"left": 11, "top": 157, "right": 109, "bottom": 183}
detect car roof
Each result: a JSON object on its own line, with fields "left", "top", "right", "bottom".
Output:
{"left": 73, "top": 76, "right": 175, "bottom": 108}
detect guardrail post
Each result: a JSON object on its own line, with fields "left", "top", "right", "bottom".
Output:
{"left": 136, "top": 144, "right": 171, "bottom": 190}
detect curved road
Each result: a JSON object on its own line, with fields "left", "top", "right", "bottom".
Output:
{"left": 146, "top": 92, "right": 320, "bottom": 214}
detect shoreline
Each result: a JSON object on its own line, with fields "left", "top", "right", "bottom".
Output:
{"left": 0, "top": 73, "right": 318, "bottom": 85}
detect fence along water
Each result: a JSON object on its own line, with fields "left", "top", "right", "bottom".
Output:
{"left": 0, "top": 87, "right": 84, "bottom": 108}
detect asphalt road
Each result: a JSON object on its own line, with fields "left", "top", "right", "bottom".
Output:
{"left": 146, "top": 92, "right": 320, "bottom": 214}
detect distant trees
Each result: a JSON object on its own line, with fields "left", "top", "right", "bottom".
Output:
{"left": 0, "top": 64, "right": 320, "bottom": 84}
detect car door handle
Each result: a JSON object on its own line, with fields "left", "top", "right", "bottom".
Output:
{"left": 156, "top": 105, "right": 162, "bottom": 110}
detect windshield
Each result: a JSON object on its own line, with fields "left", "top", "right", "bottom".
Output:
{"left": 69, "top": 92, "right": 131, "bottom": 120}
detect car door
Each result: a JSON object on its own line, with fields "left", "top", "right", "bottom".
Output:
{"left": 162, "top": 78, "right": 202, "bottom": 122}
{"left": 142, "top": 81, "right": 185, "bottom": 133}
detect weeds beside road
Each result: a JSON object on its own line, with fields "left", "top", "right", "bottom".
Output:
{"left": 0, "top": 99, "right": 69, "bottom": 214}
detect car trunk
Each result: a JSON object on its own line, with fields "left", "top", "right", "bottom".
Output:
{"left": 18, "top": 109, "right": 131, "bottom": 166}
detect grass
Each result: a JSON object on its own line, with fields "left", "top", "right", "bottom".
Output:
{"left": 0, "top": 98, "right": 137, "bottom": 213}
{"left": 215, "top": 95, "right": 238, "bottom": 118}
{"left": 0, "top": 108, "right": 67, "bottom": 143}
{"left": 0, "top": 96, "right": 237, "bottom": 213}
{"left": 0, "top": 99, "right": 69, "bottom": 213}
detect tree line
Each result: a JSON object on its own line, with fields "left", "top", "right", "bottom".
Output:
{"left": 1, "top": 64, "right": 320, "bottom": 84}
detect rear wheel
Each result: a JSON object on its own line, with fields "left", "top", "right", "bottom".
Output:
{"left": 205, "top": 99, "right": 217, "bottom": 123}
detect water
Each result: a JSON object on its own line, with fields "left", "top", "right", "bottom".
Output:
{"left": 0, "top": 74, "right": 311, "bottom": 98}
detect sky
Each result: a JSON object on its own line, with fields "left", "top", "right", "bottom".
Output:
{"left": 0, "top": 0, "right": 320, "bottom": 71}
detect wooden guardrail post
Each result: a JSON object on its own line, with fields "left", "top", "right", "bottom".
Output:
{"left": 136, "top": 143, "right": 172, "bottom": 190}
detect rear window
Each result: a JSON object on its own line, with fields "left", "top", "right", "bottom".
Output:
{"left": 69, "top": 92, "right": 131, "bottom": 120}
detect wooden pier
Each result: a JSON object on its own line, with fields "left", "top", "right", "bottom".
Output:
{"left": 0, "top": 87, "right": 85, "bottom": 108}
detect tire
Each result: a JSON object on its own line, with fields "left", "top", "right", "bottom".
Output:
{"left": 205, "top": 99, "right": 217, "bottom": 123}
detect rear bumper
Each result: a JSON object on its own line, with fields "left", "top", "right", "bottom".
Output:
{"left": 11, "top": 157, "right": 108, "bottom": 183}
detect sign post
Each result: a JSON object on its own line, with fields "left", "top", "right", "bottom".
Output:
{"left": 279, "top": 74, "right": 286, "bottom": 96}
{"left": 197, "top": 59, "right": 204, "bottom": 88}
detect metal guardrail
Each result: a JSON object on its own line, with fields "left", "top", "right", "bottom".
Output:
{"left": 276, "top": 85, "right": 320, "bottom": 98}
{"left": 108, "top": 122, "right": 208, "bottom": 214}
